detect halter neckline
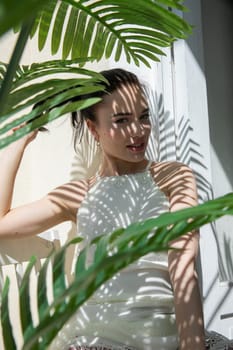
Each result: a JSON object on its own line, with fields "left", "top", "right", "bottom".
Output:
{"left": 96, "top": 160, "right": 153, "bottom": 180}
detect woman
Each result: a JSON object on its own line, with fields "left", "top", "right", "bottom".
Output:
{"left": 0, "top": 69, "right": 205, "bottom": 349}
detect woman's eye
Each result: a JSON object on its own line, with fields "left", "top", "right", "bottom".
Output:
{"left": 113, "top": 118, "right": 128, "bottom": 124}
{"left": 140, "top": 113, "right": 150, "bottom": 120}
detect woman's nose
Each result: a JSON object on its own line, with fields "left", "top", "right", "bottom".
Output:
{"left": 130, "top": 121, "right": 145, "bottom": 136}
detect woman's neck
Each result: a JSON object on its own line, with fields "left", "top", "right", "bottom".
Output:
{"left": 99, "top": 157, "right": 150, "bottom": 177}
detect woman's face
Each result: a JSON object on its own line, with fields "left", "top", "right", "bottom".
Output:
{"left": 88, "top": 82, "right": 151, "bottom": 166}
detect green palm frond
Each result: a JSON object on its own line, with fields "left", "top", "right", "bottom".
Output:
{"left": 1, "top": 279, "right": 17, "bottom": 350}
{"left": 31, "top": 0, "right": 192, "bottom": 66}
{"left": 0, "top": 0, "right": 48, "bottom": 37}
{"left": 0, "top": 0, "right": 192, "bottom": 147}
{"left": 1, "top": 193, "right": 233, "bottom": 350}
{"left": 0, "top": 59, "right": 107, "bottom": 148}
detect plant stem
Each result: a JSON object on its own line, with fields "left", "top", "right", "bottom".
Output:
{"left": 0, "top": 17, "right": 35, "bottom": 116}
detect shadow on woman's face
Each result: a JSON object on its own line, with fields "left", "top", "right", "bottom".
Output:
{"left": 89, "top": 83, "right": 151, "bottom": 174}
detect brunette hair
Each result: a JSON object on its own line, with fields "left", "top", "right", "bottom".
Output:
{"left": 71, "top": 68, "right": 142, "bottom": 147}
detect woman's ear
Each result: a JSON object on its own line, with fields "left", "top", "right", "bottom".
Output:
{"left": 86, "top": 119, "right": 99, "bottom": 142}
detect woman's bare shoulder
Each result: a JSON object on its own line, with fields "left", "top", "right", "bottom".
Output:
{"left": 150, "top": 160, "right": 193, "bottom": 178}
{"left": 150, "top": 161, "right": 196, "bottom": 194}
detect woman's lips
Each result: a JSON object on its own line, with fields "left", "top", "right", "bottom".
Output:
{"left": 126, "top": 142, "right": 145, "bottom": 152}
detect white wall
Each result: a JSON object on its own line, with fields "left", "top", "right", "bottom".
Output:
{"left": 201, "top": 0, "right": 233, "bottom": 282}
{"left": 184, "top": 0, "right": 233, "bottom": 338}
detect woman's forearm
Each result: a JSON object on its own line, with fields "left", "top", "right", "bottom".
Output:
{"left": 0, "top": 126, "right": 38, "bottom": 218}
{"left": 0, "top": 130, "right": 37, "bottom": 218}
{"left": 169, "top": 250, "right": 206, "bottom": 350}
{"left": 174, "top": 273, "right": 205, "bottom": 350}
{"left": 0, "top": 141, "right": 26, "bottom": 216}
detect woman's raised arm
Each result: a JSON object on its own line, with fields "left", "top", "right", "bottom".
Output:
{"left": 0, "top": 132, "right": 88, "bottom": 238}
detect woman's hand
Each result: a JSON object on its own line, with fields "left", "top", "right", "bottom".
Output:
{"left": 10, "top": 124, "right": 39, "bottom": 149}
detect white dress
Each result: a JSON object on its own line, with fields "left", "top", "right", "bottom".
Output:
{"left": 49, "top": 168, "right": 179, "bottom": 350}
